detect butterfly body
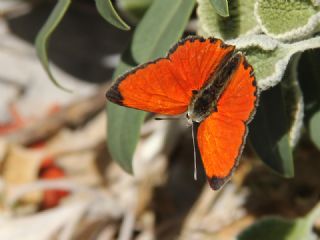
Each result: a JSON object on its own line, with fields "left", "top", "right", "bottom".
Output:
{"left": 187, "top": 52, "right": 243, "bottom": 123}
{"left": 106, "top": 36, "right": 258, "bottom": 190}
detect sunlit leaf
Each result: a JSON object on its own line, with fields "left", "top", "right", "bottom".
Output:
{"left": 197, "top": 0, "right": 257, "bottom": 39}
{"left": 229, "top": 35, "right": 320, "bottom": 91}
{"left": 255, "top": 0, "right": 320, "bottom": 41}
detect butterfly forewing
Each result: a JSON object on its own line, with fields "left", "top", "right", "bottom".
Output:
{"left": 106, "top": 36, "right": 235, "bottom": 115}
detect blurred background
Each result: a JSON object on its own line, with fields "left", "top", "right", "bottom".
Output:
{"left": 0, "top": 0, "right": 320, "bottom": 240}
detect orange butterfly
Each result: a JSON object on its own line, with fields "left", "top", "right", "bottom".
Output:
{"left": 106, "top": 36, "right": 258, "bottom": 190}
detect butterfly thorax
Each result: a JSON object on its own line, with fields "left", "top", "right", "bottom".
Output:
{"left": 187, "top": 53, "right": 242, "bottom": 123}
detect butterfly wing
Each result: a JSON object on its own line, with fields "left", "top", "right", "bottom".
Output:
{"left": 197, "top": 54, "right": 258, "bottom": 190}
{"left": 106, "top": 36, "right": 235, "bottom": 115}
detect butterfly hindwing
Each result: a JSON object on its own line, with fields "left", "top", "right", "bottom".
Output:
{"left": 197, "top": 54, "right": 258, "bottom": 190}
{"left": 106, "top": 36, "right": 235, "bottom": 115}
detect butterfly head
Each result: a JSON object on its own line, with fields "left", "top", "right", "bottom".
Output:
{"left": 187, "top": 88, "right": 218, "bottom": 124}
{"left": 185, "top": 112, "right": 194, "bottom": 126}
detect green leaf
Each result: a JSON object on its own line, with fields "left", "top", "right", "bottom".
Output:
{"left": 312, "top": 0, "right": 320, "bottom": 7}
{"left": 132, "top": 0, "right": 196, "bottom": 62}
{"left": 281, "top": 55, "right": 304, "bottom": 147}
{"left": 107, "top": 104, "right": 146, "bottom": 173}
{"left": 249, "top": 56, "right": 304, "bottom": 177}
{"left": 310, "top": 112, "right": 320, "bottom": 149}
{"left": 197, "top": 0, "right": 258, "bottom": 40}
{"left": 237, "top": 203, "right": 320, "bottom": 240}
{"left": 230, "top": 35, "right": 320, "bottom": 90}
{"left": 249, "top": 83, "right": 294, "bottom": 177}
{"left": 95, "top": 0, "right": 130, "bottom": 31}
{"left": 255, "top": 0, "right": 320, "bottom": 41}
{"left": 238, "top": 217, "right": 304, "bottom": 240}
{"left": 209, "top": 0, "right": 229, "bottom": 17}
{"left": 298, "top": 49, "right": 320, "bottom": 150}
{"left": 117, "top": 0, "right": 154, "bottom": 21}
{"left": 35, "top": 0, "right": 72, "bottom": 92}
{"left": 107, "top": 0, "right": 195, "bottom": 173}
{"left": 238, "top": 217, "right": 314, "bottom": 240}
{"left": 245, "top": 46, "right": 287, "bottom": 89}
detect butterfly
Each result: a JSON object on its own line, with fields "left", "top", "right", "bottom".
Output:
{"left": 106, "top": 36, "right": 258, "bottom": 190}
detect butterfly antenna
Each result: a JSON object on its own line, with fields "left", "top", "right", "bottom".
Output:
{"left": 154, "top": 116, "right": 181, "bottom": 120}
{"left": 192, "top": 122, "right": 197, "bottom": 181}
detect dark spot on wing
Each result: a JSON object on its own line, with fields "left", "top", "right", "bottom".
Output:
{"left": 208, "top": 176, "right": 228, "bottom": 190}
{"left": 106, "top": 83, "right": 123, "bottom": 105}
